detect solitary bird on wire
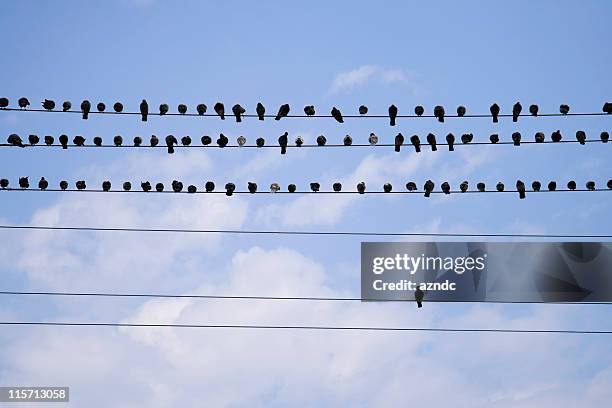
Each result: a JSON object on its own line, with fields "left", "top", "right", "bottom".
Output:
{"left": 166, "top": 135, "right": 178, "bottom": 153}
{"left": 310, "top": 182, "right": 320, "bottom": 192}
{"left": 97, "top": 102, "right": 106, "bottom": 112}
{"left": 384, "top": 183, "right": 393, "bottom": 193}
{"left": 512, "top": 132, "right": 521, "bottom": 146}
{"left": 316, "top": 135, "right": 326, "bottom": 146}
{"left": 256, "top": 137, "right": 265, "bottom": 147}
{"left": 0, "top": 97, "right": 8, "bottom": 108}
{"left": 141, "top": 181, "right": 151, "bottom": 192}
{"left": 409, "top": 134, "right": 420, "bottom": 153}
{"left": 60, "top": 181, "right": 68, "bottom": 190}
{"left": 512, "top": 102, "right": 522, "bottom": 122}
{"left": 7, "top": 134, "right": 24, "bottom": 147}
{"left": 576, "top": 130, "right": 586, "bottom": 145}
{"left": 159, "top": 104, "right": 169, "bottom": 116}
{"left": 178, "top": 104, "right": 188, "bottom": 115}
{"left": 532, "top": 181, "right": 541, "bottom": 192}
{"left": 197, "top": 104, "right": 207, "bottom": 115}
{"left": 155, "top": 183, "right": 164, "bottom": 192}
{"left": 388, "top": 104, "right": 398, "bottom": 126}
{"left": 205, "top": 181, "right": 215, "bottom": 192}
{"left": 427, "top": 133, "right": 437, "bottom": 151}
{"left": 490, "top": 134, "right": 499, "bottom": 144}
{"left": 19, "top": 177, "right": 29, "bottom": 189}
{"left": 275, "top": 104, "right": 290, "bottom": 120}
{"left": 333, "top": 182, "right": 342, "bottom": 192}
{"left": 73, "top": 135, "right": 86, "bottom": 146}
{"left": 331, "top": 107, "right": 344, "bottom": 123}
{"left": 62, "top": 101, "right": 72, "bottom": 112}
{"left": 395, "top": 133, "right": 405, "bottom": 152}
{"left": 441, "top": 182, "right": 451, "bottom": 195}
{"left": 256, "top": 103, "right": 265, "bottom": 120}
{"left": 76, "top": 180, "right": 86, "bottom": 190}
{"left": 433, "top": 105, "right": 445, "bottom": 122}
{"left": 357, "top": 182, "right": 366, "bottom": 194}
{"left": 248, "top": 182, "right": 257, "bottom": 193}
{"left": 59, "top": 134, "right": 69, "bottom": 149}
{"left": 457, "top": 106, "right": 466, "bottom": 117}
{"left": 414, "top": 105, "right": 424, "bottom": 116}
{"left": 172, "top": 180, "right": 183, "bottom": 192}
{"left": 217, "top": 133, "right": 229, "bottom": 147}
{"left": 102, "top": 181, "right": 111, "bottom": 191}
{"left": 81, "top": 100, "right": 91, "bottom": 119}
{"left": 424, "top": 180, "right": 434, "bottom": 197}
{"left": 278, "top": 132, "right": 288, "bottom": 154}
{"left": 490, "top": 103, "right": 500, "bottom": 123}
{"left": 359, "top": 105, "right": 368, "bottom": 115}
{"left": 529, "top": 104, "right": 538, "bottom": 116}
{"left": 446, "top": 133, "right": 455, "bottom": 151}
{"left": 603, "top": 102, "right": 612, "bottom": 114}
{"left": 0, "top": 179, "right": 8, "bottom": 188}
{"left": 343, "top": 135, "right": 352, "bottom": 146}
{"left": 232, "top": 104, "right": 245, "bottom": 122}
{"left": 140, "top": 99, "right": 148, "bottom": 121}
{"left": 18, "top": 97, "right": 30, "bottom": 109}
{"left": 214, "top": 102, "right": 225, "bottom": 119}
{"left": 516, "top": 180, "right": 526, "bottom": 199}
{"left": 201, "top": 135, "right": 212, "bottom": 145}
{"left": 113, "top": 102, "right": 124, "bottom": 113}
{"left": 560, "top": 104, "right": 570, "bottom": 115}
{"left": 415, "top": 286, "right": 424, "bottom": 308}
{"left": 237, "top": 136, "right": 246, "bottom": 147}
{"left": 38, "top": 177, "right": 48, "bottom": 190}
{"left": 150, "top": 135, "right": 159, "bottom": 147}
{"left": 304, "top": 105, "right": 315, "bottom": 116}
{"left": 535, "top": 132, "right": 545, "bottom": 143}
{"left": 29, "top": 134, "right": 39, "bottom": 145}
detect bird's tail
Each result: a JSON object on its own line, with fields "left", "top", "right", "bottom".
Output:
{"left": 167, "top": 146, "right": 174, "bottom": 154}
{"left": 417, "top": 301, "right": 422, "bottom": 308}
{"left": 142, "top": 114, "right": 147, "bottom": 122}
{"left": 281, "top": 146, "right": 286, "bottom": 155}
{"left": 493, "top": 115, "right": 498, "bottom": 123}
{"left": 83, "top": 112, "right": 88, "bottom": 120}
{"left": 390, "top": 118, "right": 396, "bottom": 126}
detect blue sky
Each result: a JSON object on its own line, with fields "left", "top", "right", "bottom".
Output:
{"left": 1, "top": 1, "right": 611, "bottom": 406}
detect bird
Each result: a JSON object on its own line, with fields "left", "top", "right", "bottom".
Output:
{"left": 310, "top": 182, "right": 320, "bottom": 192}
{"left": 134, "top": 136, "right": 143, "bottom": 146}
{"left": 270, "top": 183, "right": 280, "bottom": 193}
{"left": 123, "top": 182, "right": 132, "bottom": 191}
{"left": 490, "top": 103, "right": 500, "bottom": 123}
{"left": 331, "top": 107, "right": 344, "bottom": 123}
{"left": 112, "top": 135, "right": 122, "bottom": 146}
{"left": 62, "top": 101, "right": 72, "bottom": 111}
{"left": 333, "top": 182, "right": 342, "bottom": 192}
{"left": 395, "top": 133, "right": 405, "bottom": 152}
{"left": 7, "top": 134, "right": 24, "bottom": 147}
{"left": 113, "top": 102, "right": 123, "bottom": 113}
{"left": 102, "top": 181, "right": 111, "bottom": 191}
{"left": 278, "top": 132, "right": 288, "bottom": 154}
{"left": 159, "top": 104, "right": 169, "bottom": 116}
{"left": 38, "top": 177, "right": 48, "bottom": 190}
{"left": 165, "top": 135, "right": 178, "bottom": 153}
{"left": 81, "top": 100, "right": 91, "bottom": 119}
{"left": 512, "top": 132, "right": 521, "bottom": 146}
{"left": 529, "top": 104, "right": 538, "bottom": 116}
{"left": 295, "top": 136, "right": 304, "bottom": 147}
{"left": 150, "top": 135, "right": 159, "bottom": 147}
{"left": 586, "top": 181, "right": 596, "bottom": 191}
{"left": 408, "top": 134, "right": 421, "bottom": 153}
{"left": 178, "top": 104, "right": 188, "bottom": 115}
{"left": 304, "top": 105, "right": 315, "bottom": 116}
{"left": 433, "top": 105, "right": 445, "bottom": 122}
{"left": 414, "top": 106, "right": 424, "bottom": 116}
{"left": 461, "top": 133, "right": 473, "bottom": 144}
{"left": 532, "top": 181, "right": 541, "bottom": 192}
{"left": 406, "top": 182, "right": 417, "bottom": 191}
{"left": 490, "top": 134, "right": 499, "bottom": 144}
{"left": 415, "top": 286, "right": 424, "bottom": 308}
{"left": 0, "top": 97, "right": 8, "bottom": 109}
{"left": 424, "top": 180, "right": 435, "bottom": 197}
{"left": 232, "top": 104, "right": 245, "bottom": 122}
{"left": 76, "top": 180, "right": 86, "bottom": 190}
{"left": 205, "top": 181, "right": 215, "bottom": 192}
{"left": 551, "top": 130, "right": 562, "bottom": 142}
{"left": 548, "top": 181, "right": 557, "bottom": 191}
{"left": 608, "top": 180, "right": 612, "bottom": 189}
{"left": 576, "top": 131, "right": 586, "bottom": 145}
{"left": 18, "top": 177, "right": 29, "bottom": 189}
{"left": 477, "top": 182, "right": 486, "bottom": 192}
{"left": 601, "top": 132, "right": 609, "bottom": 143}
{"left": 59, "top": 180, "right": 68, "bottom": 190}
{"left": 237, "top": 136, "right": 246, "bottom": 147}
{"left": 275, "top": 104, "right": 290, "bottom": 120}
{"left": 343, "top": 135, "right": 352, "bottom": 146}
{"left": 383, "top": 183, "right": 393, "bottom": 193}
{"left": 441, "top": 182, "right": 451, "bottom": 195}
{"left": 603, "top": 102, "right": 612, "bottom": 114}
{"left": 97, "top": 102, "right": 106, "bottom": 112}
{"left": 388, "top": 104, "right": 398, "bottom": 126}
{"left": 248, "top": 182, "right": 258, "bottom": 194}
{"left": 255, "top": 137, "right": 265, "bottom": 147}
{"left": 567, "top": 180, "right": 576, "bottom": 191}
{"left": 535, "top": 132, "right": 545, "bottom": 143}
{"left": 28, "top": 134, "right": 40, "bottom": 145}
{"left": 59, "top": 134, "right": 69, "bottom": 149}
{"left": 73, "top": 135, "right": 86, "bottom": 146}
{"left": 560, "top": 104, "right": 570, "bottom": 115}
{"left": 196, "top": 104, "right": 207, "bottom": 115}
{"left": 368, "top": 133, "right": 378, "bottom": 146}
{"left": 18, "top": 97, "right": 30, "bottom": 109}
{"left": 187, "top": 185, "right": 197, "bottom": 193}
{"left": 201, "top": 135, "right": 212, "bottom": 145}
{"left": 426, "top": 133, "right": 437, "bottom": 151}
{"left": 456, "top": 106, "right": 467, "bottom": 117}
{"left": 357, "top": 182, "right": 366, "bottom": 194}
{"left": 212, "top": 102, "right": 225, "bottom": 120}
{"left": 256, "top": 103, "right": 265, "bottom": 120}
{"left": 496, "top": 182, "right": 505, "bottom": 192}
{"left": 359, "top": 105, "right": 368, "bottom": 115}
{"left": 141, "top": 181, "right": 151, "bottom": 192}
{"left": 172, "top": 180, "right": 183, "bottom": 192}
{"left": 516, "top": 180, "right": 526, "bottom": 199}
{"left": 446, "top": 133, "right": 455, "bottom": 151}
{"left": 460, "top": 181, "right": 469, "bottom": 192}
{"left": 140, "top": 99, "right": 148, "bottom": 121}
{"left": 316, "top": 135, "right": 326, "bottom": 146}
{"left": 0, "top": 178, "right": 8, "bottom": 188}
{"left": 287, "top": 184, "right": 297, "bottom": 193}
{"left": 181, "top": 136, "right": 192, "bottom": 146}
{"left": 44, "top": 135, "right": 54, "bottom": 145}
{"left": 155, "top": 183, "right": 164, "bottom": 192}
{"left": 512, "top": 102, "right": 522, "bottom": 122}
{"left": 218, "top": 134, "right": 229, "bottom": 148}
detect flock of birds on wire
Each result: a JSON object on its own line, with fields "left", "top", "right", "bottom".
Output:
{"left": 1, "top": 97, "right": 611, "bottom": 123}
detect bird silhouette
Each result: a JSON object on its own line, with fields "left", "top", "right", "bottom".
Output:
{"left": 187, "top": 185, "right": 197, "bottom": 193}
{"left": 62, "top": 101, "right": 72, "bottom": 111}
{"left": 134, "top": 136, "right": 143, "bottom": 146}
{"left": 123, "top": 182, "right": 132, "bottom": 191}
{"left": 414, "top": 106, "right": 424, "bottom": 116}
{"left": 368, "top": 133, "right": 378, "bottom": 146}
{"left": 359, "top": 105, "right": 368, "bottom": 115}
{"left": 490, "top": 134, "right": 499, "bottom": 144}
{"left": 433, "top": 105, "right": 445, "bottom": 122}
{"left": 406, "top": 182, "right": 417, "bottom": 191}
{"left": 7, "top": 134, "right": 24, "bottom": 147}
{"left": 548, "top": 181, "right": 557, "bottom": 191}
{"left": 287, "top": 184, "right": 296, "bottom": 193}
{"left": 560, "top": 104, "right": 570, "bottom": 115}
{"left": 113, "top": 135, "right": 123, "bottom": 146}
{"left": 237, "top": 136, "right": 246, "bottom": 147}
{"left": 165, "top": 135, "right": 178, "bottom": 153}
{"left": 424, "top": 180, "right": 435, "bottom": 197}
{"left": 76, "top": 180, "right": 86, "bottom": 190}
{"left": 256, "top": 137, "right": 265, "bottom": 147}
{"left": 44, "top": 136, "right": 54, "bottom": 145}
{"left": 603, "top": 102, "right": 612, "bottom": 114}
{"left": 18, "top": 177, "right": 29, "bottom": 189}
{"left": 415, "top": 287, "right": 424, "bottom": 308}
{"left": 457, "top": 106, "right": 466, "bottom": 117}
{"left": 0, "top": 179, "right": 8, "bottom": 188}
{"left": 310, "top": 182, "right": 320, "bottom": 192}
{"left": 477, "top": 182, "right": 486, "bottom": 192}
{"left": 73, "top": 136, "right": 86, "bottom": 146}
{"left": 57, "top": 180, "right": 67, "bottom": 190}
{"left": 205, "top": 181, "right": 215, "bottom": 192}
{"left": 181, "top": 136, "right": 192, "bottom": 146}
{"left": 177, "top": 104, "right": 188, "bottom": 114}
{"left": 460, "top": 181, "right": 469, "bottom": 192}
{"left": 93, "top": 136, "right": 103, "bottom": 146}
{"left": 343, "top": 135, "right": 352, "bottom": 146}
{"left": 217, "top": 134, "right": 229, "bottom": 148}
{"left": 576, "top": 130, "right": 586, "bottom": 145}
{"left": 333, "top": 182, "right": 342, "bottom": 192}
{"left": 608, "top": 180, "right": 612, "bottom": 189}
{"left": 172, "top": 180, "right": 183, "bottom": 192}
{"left": 113, "top": 102, "right": 123, "bottom": 113}
{"left": 427, "top": 133, "right": 437, "bottom": 151}
{"left": 275, "top": 104, "right": 290, "bottom": 120}
{"left": 97, "top": 102, "right": 106, "bottom": 112}
{"left": 551, "top": 130, "right": 562, "bottom": 142}
{"left": 141, "top": 181, "right": 151, "bottom": 192}
{"left": 461, "top": 133, "right": 473, "bottom": 144}
{"left": 213, "top": 102, "right": 225, "bottom": 119}
{"left": 278, "top": 132, "right": 288, "bottom": 154}
{"left": 81, "top": 100, "right": 91, "bottom": 119}
{"left": 196, "top": 104, "right": 207, "bottom": 115}
{"left": 441, "top": 182, "right": 451, "bottom": 194}
{"left": 567, "top": 180, "right": 576, "bottom": 191}
{"left": 248, "top": 182, "right": 258, "bottom": 193}
{"left": 529, "top": 104, "right": 538, "bottom": 116}
{"left": 446, "top": 133, "right": 455, "bottom": 151}
{"left": 38, "top": 177, "right": 48, "bottom": 190}
{"left": 490, "top": 103, "right": 500, "bottom": 123}
{"left": 102, "top": 181, "right": 111, "bottom": 191}
{"left": 28, "top": 134, "right": 40, "bottom": 145}
{"left": 59, "top": 134, "right": 68, "bottom": 149}
{"left": 388, "top": 104, "right": 398, "bottom": 126}
{"left": 232, "top": 104, "right": 245, "bottom": 122}
{"left": 150, "top": 135, "right": 159, "bottom": 147}
{"left": 383, "top": 183, "right": 393, "bottom": 193}
{"left": 18, "top": 97, "right": 30, "bottom": 109}
{"left": 512, "top": 102, "right": 522, "bottom": 122}
{"left": 532, "top": 181, "right": 541, "bottom": 192}
{"left": 331, "top": 107, "right": 344, "bottom": 123}
{"left": 155, "top": 183, "right": 164, "bottom": 192}
{"left": 201, "top": 135, "right": 212, "bottom": 145}
{"left": 535, "top": 132, "right": 545, "bottom": 143}
{"left": 409, "top": 135, "right": 420, "bottom": 152}
{"left": 140, "top": 99, "right": 148, "bottom": 121}
{"left": 159, "top": 104, "right": 169, "bottom": 115}
{"left": 395, "top": 133, "right": 405, "bottom": 152}
{"left": 256, "top": 103, "right": 265, "bottom": 120}
{"left": 586, "top": 181, "right": 596, "bottom": 191}
{"left": 357, "top": 182, "right": 366, "bottom": 194}
{"left": 270, "top": 183, "right": 280, "bottom": 193}
{"left": 295, "top": 136, "right": 304, "bottom": 147}
{"left": 304, "top": 105, "right": 315, "bottom": 116}
{"left": 516, "top": 180, "right": 526, "bottom": 199}
{"left": 316, "top": 135, "right": 326, "bottom": 146}
{"left": 0, "top": 97, "right": 8, "bottom": 109}
{"left": 601, "top": 132, "right": 609, "bottom": 143}
{"left": 512, "top": 132, "right": 521, "bottom": 146}
{"left": 496, "top": 182, "right": 504, "bottom": 192}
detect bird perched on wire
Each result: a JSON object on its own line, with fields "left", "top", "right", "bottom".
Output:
{"left": 512, "top": 102, "right": 522, "bottom": 122}
{"left": 427, "top": 133, "right": 437, "bottom": 151}
{"left": 270, "top": 183, "right": 280, "bottom": 193}
{"left": 38, "top": 177, "right": 48, "bottom": 190}
{"left": 59, "top": 134, "right": 69, "bottom": 149}
{"left": 248, "top": 182, "right": 257, "bottom": 194}
{"left": 490, "top": 103, "right": 500, "bottom": 123}
{"left": 368, "top": 133, "right": 378, "bottom": 146}
{"left": 256, "top": 103, "right": 265, "bottom": 120}
{"left": 409, "top": 135, "right": 420, "bottom": 153}
{"left": 18, "top": 97, "right": 30, "bottom": 109}
{"left": 278, "top": 132, "right": 288, "bottom": 154}
{"left": 446, "top": 133, "right": 455, "bottom": 151}
{"left": 150, "top": 135, "right": 159, "bottom": 147}
{"left": 414, "top": 106, "right": 424, "bottom": 116}
{"left": 601, "top": 132, "right": 610, "bottom": 143}
{"left": 73, "top": 135, "right": 86, "bottom": 146}
{"left": 134, "top": 136, "right": 143, "bottom": 146}
{"left": 316, "top": 135, "right": 326, "bottom": 146}
{"left": 205, "top": 181, "right": 215, "bottom": 192}
{"left": 496, "top": 182, "right": 505, "bottom": 192}
{"left": 359, "top": 105, "right": 368, "bottom": 115}
{"left": 548, "top": 181, "right": 557, "bottom": 191}
{"left": 113, "top": 102, "right": 123, "bottom": 113}
{"left": 19, "top": 177, "right": 29, "bottom": 189}
{"left": 0, "top": 179, "right": 8, "bottom": 188}
{"left": 288, "top": 184, "right": 297, "bottom": 193}
{"left": 201, "top": 135, "right": 211, "bottom": 145}
{"left": 29, "top": 134, "right": 40, "bottom": 145}
{"left": 433, "top": 105, "right": 445, "bottom": 122}
{"left": 310, "top": 182, "right": 320, "bottom": 192}
{"left": 559, "top": 104, "right": 570, "bottom": 115}
{"left": 44, "top": 135, "right": 54, "bottom": 145}
{"left": 155, "top": 183, "right": 164, "bottom": 192}
{"left": 211, "top": 102, "right": 224, "bottom": 119}
{"left": 7, "top": 134, "right": 25, "bottom": 147}
{"left": 237, "top": 136, "right": 246, "bottom": 147}
{"left": 295, "top": 136, "right": 304, "bottom": 147}
{"left": 441, "top": 182, "right": 451, "bottom": 195}
{"left": 81, "top": 100, "right": 91, "bottom": 119}
{"left": 62, "top": 101, "right": 72, "bottom": 112}
{"left": 529, "top": 104, "right": 538, "bottom": 116}
{"left": 140, "top": 99, "right": 148, "bottom": 121}
{"left": 102, "top": 181, "right": 111, "bottom": 191}
{"left": 217, "top": 133, "right": 229, "bottom": 148}
{"left": 424, "top": 180, "right": 435, "bottom": 197}
{"left": 0, "top": 97, "right": 8, "bottom": 109}
{"left": 383, "top": 183, "right": 393, "bottom": 193}
{"left": 406, "top": 182, "right": 417, "bottom": 191}
{"left": 603, "top": 102, "right": 612, "bottom": 114}
{"left": 461, "top": 133, "right": 473, "bottom": 144}
{"left": 165, "top": 135, "right": 178, "bottom": 153}
{"left": 256, "top": 137, "right": 265, "bottom": 147}
{"left": 567, "top": 180, "right": 576, "bottom": 191}
{"left": 333, "top": 182, "right": 342, "bottom": 192}
{"left": 460, "top": 181, "right": 469, "bottom": 192}
{"left": 551, "top": 130, "right": 562, "bottom": 142}
{"left": 60, "top": 181, "right": 68, "bottom": 190}
{"left": 187, "top": 185, "right": 197, "bottom": 193}
{"left": 394, "top": 133, "right": 405, "bottom": 152}
{"left": 512, "top": 132, "right": 521, "bottom": 146}
{"left": 586, "top": 181, "right": 596, "bottom": 191}
{"left": 275, "top": 104, "right": 290, "bottom": 120}
{"left": 331, "top": 107, "right": 344, "bottom": 123}
{"left": 123, "top": 182, "right": 132, "bottom": 191}
{"left": 304, "top": 105, "right": 315, "bottom": 116}
{"left": 178, "top": 104, "right": 188, "bottom": 115}
{"left": 172, "top": 180, "right": 183, "bottom": 192}
{"left": 490, "top": 134, "right": 499, "bottom": 144}
{"left": 76, "top": 180, "right": 86, "bottom": 190}
{"left": 181, "top": 136, "right": 192, "bottom": 146}
{"left": 415, "top": 286, "right": 424, "bottom": 308}
{"left": 388, "top": 104, "right": 398, "bottom": 126}
{"left": 357, "top": 182, "right": 366, "bottom": 194}
{"left": 97, "top": 102, "right": 106, "bottom": 112}
{"left": 457, "top": 106, "right": 466, "bottom": 117}
{"left": 516, "top": 180, "right": 526, "bottom": 199}
{"left": 343, "top": 135, "right": 353, "bottom": 146}
{"left": 113, "top": 135, "right": 123, "bottom": 146}
{"left": 535, "top": 132, "right": 545, "bottom": 143}
{"left": 141, "top": 181, "right": 151, "bottom": 192}
{"left": 196, "top": 104, "right": 207, "bottom": 115}
{"left": 576, "top": 131, "right": 586, "bottom": 145}
{"left": 232, "top": 104, "right": 245, "bottom": 122}
{"left": 532, "top": 181, "right": 541, "bottom": 192}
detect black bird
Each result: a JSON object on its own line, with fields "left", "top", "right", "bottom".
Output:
{"left": 62, "top": 101, "right": 72, "bottom": 112}
{"left": 560, "top": 104, "right": 570, "bottom": 115}
{"left": 73, "top": 135, "right": 86, "bottom": 146}
{"left": 424, "top": 180, "right": 435, "bottom": 197}
{"left": 548, "top": 181, "right": 557, "bottom": 191}
{"left": 333, "top": 182, "right": 342, "bottom": 192}
{"left": 165, "top": 135, "right": 178, "bottom": 153}
{"left": 532, "top": 181, "right": 541, "bottom": 192}
{"left": 551, "top": 130, "right": 562, "bottom": 142}
{"left": 409, "top": 134, "right": 419, "bottom": 152}
{"left": 383, "top": 183, "right": 393, "bottom": 193}
{"left": 304, "top": 105, "right": 315, "bottom": 116}
{"left": 113, "top": 102, "right": 123, "bottom": 113}
{"left": 512, "top": 132, "right": 521, "bottom": 146}
{"left": 38, "top": 177, "right": 48, "bottom": 190}
{"left": 18, "top": 97, "right": 30, "bottom": 109}
{"left": 433, "top": 105, "right": 445, "bottom": 122}
{"left": 59, "top": 134, "right": 69, "bottom": 149}
{"left": 140, "top": 99, "right": 148, "bottom": 121}
{"left": 576, "top": 131, "right": 586, "bottom": 145}
{"left": 394, "top": 133, "right": 404, "bottom": 152}
{"left": 7, "top": 134, "right": 24, "bottom": 147}
{"left": 159, "top": 104, "right": 169, "bottom": 115}
{"left": 201, "top": 135, "right": 212, "bottom": 145}
{"left": 81, "top": 100, "right": 91, "bottom": 119}
{"left": 496, "top": 182, "right": 505, "bottom": 192}
{"left": 59, "top": 180, "right": 68, "bottom": 190}
{"left": 461, "top": 133, "right": 473, "bottom": 144}
{"left": 608, "top": 179, "right": 612, "bottom": 189}
{"left": 134, "top": 136, "right": 143, "bottom": 146}
{"left": 141, "top": 181, "right": 151, "bottom": 192}
{"left": 181, "top": 136, "right": 192, "bottom": 146}
{"left": 460, "top": 181, "right": 468, "bottom": 192}
{"left": 357, "top": 182, "right": 366, "bottom": 194}
{"left": 295, "top": 136, "right": 304, "bottom": 147}
{"left": 97, "top": 102, "right": 106, "bottom": 112}
{"left": 19, "top": 177, "right": 29, "bottom": 189}
{"left": 457, "top": 106, "right": 466, "bottom": 117}
{"left": 516, "top": 180, "right": 526, "bottom": 199}
{"left": 406, "top": 182, "right": 417, "bottom": 191}
{"left": 446, "top": 133, "right": 455, "bottom": 151}
{"left": 0, "top": 178, "right": 8, "bottom": 188}
{"left": 316, "top": 135, "right": 326, "bottom": 146}
{"left": 490, "top": 103, "right": 500, "bottom": 123}
{"left": 310, "top": 182, "right": 320, "bottom": 192}
{"left": 187, "top": 185, "right": 197, "bottom": 193}
{"left": 102, "top": 181, "right": 111, "bottom": 191}
{"left": 213, "top": 102, "right": 225, "bottom": 119}
{"left": 256, "top": 103, "right": 265, "bottom": 120}
{"left": 113, "top": 135, "right": 123, "bottom": 146}
{"left": 232, "top": 104, "right": 245, "bottom": 122}
{"left": 535, "top": 132, "right": 545, "bottom": 143}
{"left": 172, "top": 180, "right": 183, "bottom": 192}
{"left": 178, "top": 104, "right": 187, "bottom": 115}
{"left": 586, "top": 181, "right": 596, "bottom": 191}
{"left": 278, "top": 132, "right": 288, "bottom": 154}
{"left": 123, "top": 182, "right": 132, "bottom": 191}
{"left": 441, "top": 182, "right": 451, "bottom": 195}
{"left": 414, "top": 106, "right": 424, "bottom": 116}
{"left": 601, "top": 132, "right": 609, "bottom": 143}
{"left": 287, "top": 184, "right": 297, "bottom": 193}
{"left": 567, "top": 180, "right": 576, "bottom": 191}
{"left": 205, "top": 181, "right": 215, "bottom": 192}
{"left": 603, "top": 102, "right": 612, "bottom": 114}
{"left": 0, "top": 97, "right": 8, "bottom": 108}
{"left": 150, "top": 135, "right": 159, "bottom": 147}
{"left": 256, "top": 137, "right": 265, "bottom": 147}
{"left": 512, "top": 102, "right": 522, "bottom": 122}
{"left": 218, "top": 134, "right": 230, "bottom": 147}
{"left": 331, "top": 107, "right": 344, "bottom": 123}
{"left": 343, "top": 135, "right": 352, "bottom": 146}
{"left": 225, "top": 183, "right": 236, "bottom": 196}
{"left": 44, "top": 135, "right": 54, "bottom": 145}
{"left": 248, "top": 182, "right": 258, "bottom": 193}
{"left": 75, "top": 180, "right": 86, "bottom": 190}
{"left": 358, "top": 105, "right": 368, "bottom": 115}
{"left": 415, "top": 287, "right": 424, "bottom": 308}
{"left": 477, "top": 182, "right": 486, "bottom": 192}
{"left": 529, "top": 104, "right": 538, "bottom": 116}
{"left": 490, "top": 134, "right": 499, "bottom": 144}
{"left": 388, "top": 104, "right": 398, "bottom": 126}
{"left": 275, "top": 104, "right": 290, "bottom": 121}
{"left": 196, "top": 104, "right": 207, "bottom": 115}
{"left": 28, "top": 134, "right": 40, "bottom": 145}
{"left": 155, "top": 183, "right": 164, "bottom": 192}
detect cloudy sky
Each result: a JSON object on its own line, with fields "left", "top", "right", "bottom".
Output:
{"left": 0, "top": 1, "right": 611, "bottom": 406}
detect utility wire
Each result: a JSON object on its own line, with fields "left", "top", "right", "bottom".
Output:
{"left": 0, "top": 321, "right": 609, "bottom": 334}
{"left": 0, "top": 224, "right": 610, "bottom": 238}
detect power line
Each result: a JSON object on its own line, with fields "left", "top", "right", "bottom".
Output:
{"left": 0, "top": 321, "right": 609, "bottom": 334}
{"left": 1, "top": 290, "right": 610, "bottom": 305}
{"left": 0, "top": 224, "right": 610, "bottom": 238}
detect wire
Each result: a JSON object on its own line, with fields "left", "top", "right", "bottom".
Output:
{"left": 1, "top": 290, "right": 610, "bottom": 305}
{"left": 0, "top": 321, "right": 609, "bottom": 334}
{"left": 0, "top": 224, "right": 610, "bottom": 238}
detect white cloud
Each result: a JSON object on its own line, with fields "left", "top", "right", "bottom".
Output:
{"left": 330, "top": 65, "right": 419, "bottom": 94}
